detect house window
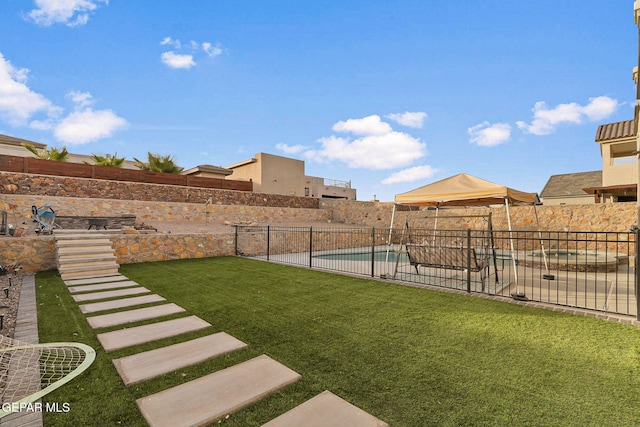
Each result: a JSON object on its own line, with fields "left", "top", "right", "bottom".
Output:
{"left": 304, "top": 187, "right": 309, "bottom": 197}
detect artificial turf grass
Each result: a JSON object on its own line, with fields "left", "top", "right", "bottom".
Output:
{"left": 36, "top": 257, "right": 640, "bottom": 426}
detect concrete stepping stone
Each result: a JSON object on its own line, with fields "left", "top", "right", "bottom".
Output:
{"left": 113, "top": 332, "right": 247, "bottom": 385}
{"left": 137, "top": 354, "right": 301, "bottom": 427}
{"left": 97, "top": 315, "right": 211, "bottom": 352}
{"left": 68, "top": 280, "right": 139, "bottom": 293}
{"left": 79, "top": 294, "right": 166, "bottom": 314}
{"left": 262, "top": 390, "right": 389, "bottom": 427}
{"left": 86, "top": 303, "right": 186, "bottom": 329}
{"left": 72, "top": 287, "right": 150, "bottom": 302}
{"left": 64, "top": 274, "right": 129, "bottom": 286}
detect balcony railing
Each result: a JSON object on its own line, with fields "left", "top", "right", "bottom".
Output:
{"left": 322, "top": 178, "right": 351, "bottom": 188}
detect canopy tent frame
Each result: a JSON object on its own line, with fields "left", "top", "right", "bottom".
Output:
{"left": 390, "top": 173, "right": 552, "bottom": 300}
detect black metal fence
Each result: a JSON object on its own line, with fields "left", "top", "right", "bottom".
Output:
{"left": 236, "top": 226, "right": 639, "bottom": 319}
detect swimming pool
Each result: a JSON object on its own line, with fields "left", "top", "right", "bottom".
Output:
{"left": 314, "top": 250, "right": 409, "bottom": 263}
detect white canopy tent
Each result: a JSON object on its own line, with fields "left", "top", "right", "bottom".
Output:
{"left": 391, "top": 173, "right": 545, "bottom": 299}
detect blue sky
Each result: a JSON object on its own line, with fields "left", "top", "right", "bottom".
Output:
{"left": 0, "top": 1, "right": 636, "bottom": 202}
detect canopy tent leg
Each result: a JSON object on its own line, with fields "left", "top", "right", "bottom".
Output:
{"left": 385, "top": 204, "right": 397, "bottom": 263}
{"left": 534, "top": 205, "right": 554, "bottom": 280}
{"left": 505, "top": 198, "right": 527, "bottom": 301}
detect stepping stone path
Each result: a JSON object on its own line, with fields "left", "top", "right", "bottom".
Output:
{"left": 72, "top": 286, "right": 150, "bottom": 302}
{"left": 79, "top": 294, "right": 166, "bottom": 314}
{"left": 137, "top": 355, "right": 302, "bottom": 427}
{"left": 97, "top": 315, "right": 211, "bottom": 352}
{"left": 55, "top": 230, "right": 388, "bottom": 426}
{"left": 262, "top": 390, "right": 390, "bottom": 427}
{"left": 68, "top": 280, "right": 139, "bottom": 293}
{"left": 113, "top": 332, "right": 247, "bottom": 386}
{"left": 86, "top": 303, "right": 185, "bottom": 329}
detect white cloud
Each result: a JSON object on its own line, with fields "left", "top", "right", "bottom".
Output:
{"left": 54, "top": 108, "right": 127, "bottom": 145}
{"left": 386, "top": 111, "right": 428, "bottom": 128}
{"left": 580, "top": 96, "right": 619, "bottom": 121}
{"left": 516, "top": 96, "right": 618, "bottom": 135}
{"left": 382, "top": 165, "right": 440, "bottom": 184}
{"left": 67, "top": 90, "right": 94, "bottom": 109}
{"left": 0, "top": 52, "right": 126, "bottom": 144}
{"left": 0, "top": 53, "right": 61, "bottom": 127}
{"left": 27, "top": 0, "right": 108, "bottom": 27}
{"left": 160, "top": 37, "right": 223, "bottom": 69}
{"left": 161, "top": 51, "right": 196, "bottom": 69}
{"left": 305, "top": 115, "right": 427, "bottom": 170}
{"left": 160, "top": 37, "right": 181, "bottom": 49}
{"left": 332, "top": 115, "right": 393, "bottom": 136}
{"left": 468, "top": 122, "right": 511, "bottom": 147}
{"left": 276, "top": 143, "right": 309, "bottom": 154}
{"left": 202, "top": 42, "right": 223, "bottom": 58}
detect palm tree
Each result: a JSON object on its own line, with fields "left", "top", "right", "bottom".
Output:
{"left": 86, "top": 153, "right": 125, "bottom": 167}
{"left": 133, "top": 152, "right": 184, "bottom": 174}
{"left": 21, "top": 143, "right": 69, "bottom": 161}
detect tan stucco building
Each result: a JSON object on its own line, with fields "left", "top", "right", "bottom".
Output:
{"left": 587, "top": 119, "right": 637, "bottom": 203}
{"left": 226, "top": 152, "right": 356, "bottom": 200}
{"left": 541, "top": 119, "right": 637, "bottom": 205}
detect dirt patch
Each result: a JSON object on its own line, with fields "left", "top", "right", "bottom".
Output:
{"left": 0, "top": 267, "right": 23, "bottom": 339}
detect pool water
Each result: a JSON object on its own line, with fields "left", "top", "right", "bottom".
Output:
{"left": 314, "top": 250, "right": 409, "bottom": 262}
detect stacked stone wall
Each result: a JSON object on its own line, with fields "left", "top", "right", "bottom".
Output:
{"left": 0, "top": 171, "right": 319, "bottom": 209}
{"left": 321, "top": 199, "right": 637, "bottom": 233}
{"left": 111, "top": 233, "right": 236, "bottom": 264}
{"left": 0, "top": 195, "right": 331, "bottom": 226}
{"left": 0, "top": 236, "right": 57, "bottom": 273}
{"left": 0, "top": 233, "right": 236, "bottom": 273}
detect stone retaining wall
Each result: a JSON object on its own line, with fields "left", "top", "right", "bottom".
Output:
{"left": 321, "top": 199, "right": 638, "bottom": 233}
{"left": 0, "top": 236, "right": 56, "bottom": 273}
{"left": 0, "top": 233, "right": 237, "bottom": 273}
{"left": 55, "top": 215, "right": 136, "bottom": 230}
{"left": 0, "top": 171, "right": 319, "bottom": 209}
{"left": 112, "top": 233, "right": 236, "bottom": 264}
{"left": 0, "top": 194, "right": 331, "bottom": 226}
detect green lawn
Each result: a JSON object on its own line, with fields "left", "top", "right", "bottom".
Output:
{"left": 36, "top": 257, "right": 640, "bottom": 426}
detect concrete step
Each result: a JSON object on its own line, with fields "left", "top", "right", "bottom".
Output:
{"left": 55, "top": 229, "right": 122, "bottom": 235}
{"left": 72, "top": 287, "right": 150, "bottom": 303}
{"left": 136, "top": 355, "right": 302, "bottom": 427}
{"left": 59, "top": 260, "right": 118, "bottom": 273}
{"left": 60, "top": 266, "right": 120, "bottom": 280}
{"left": 58, "top": 247, "right": 115, "bottom": 257}
{"left": 96, "top": 315, "right": 211, "bottom": 352}
{"left": 63, "top": 274, "right": 126, "bottom": 285}
{"left": 262, "top": 390, "right": 389, "bottom": 427}
{"left": 59, "top": 266, "right": 120, "bottom": 280}
{"left": 86, "top": 303, "right": 186, "bottom": 329}
{"left": 55, "top": 238, "right": 113, "bottom": 247}
{"left": 68, "top": 280, "right": 139, "bottom": 293}
{"left": 79, "top": 294, "right": 166, "bottom": 314}
{"left": 54, "top": 230, "right": 111, "bottom": 237}
{"left": 113, "top": 332, "right": 247, "bottom": 385}
{"left": 58, "top": 251, "right": 117, "bottom": 265}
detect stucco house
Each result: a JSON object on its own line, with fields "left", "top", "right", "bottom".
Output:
{"left": 540, "top": 171, "right": 602, "bottom": 205}
{"left": 226, "top": 152, "right": 357, "bottom": 200}
{"left": 586, "top": 119, "right": 637, "bottom": 203}
{"left": 541, "top": 119, "right": 637, "bottom": 205}
{"left": 0, "top": 133, "right": 47, "bottom": 156}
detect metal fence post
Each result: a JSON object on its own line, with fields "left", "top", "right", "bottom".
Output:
{"left": 371, "top": 227, "right": 376, "bottom": 277}
{"left": 309, "top": 227, "right": 313, "bottom": 268}
{"left": 234, "top": 225, "right": 238, "bottom": 256}
{"left": 267, "top": 226, "right": 270, "bottom": 261}
{"left": 466, "top": 228, "right": 472, "bottom": 293}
